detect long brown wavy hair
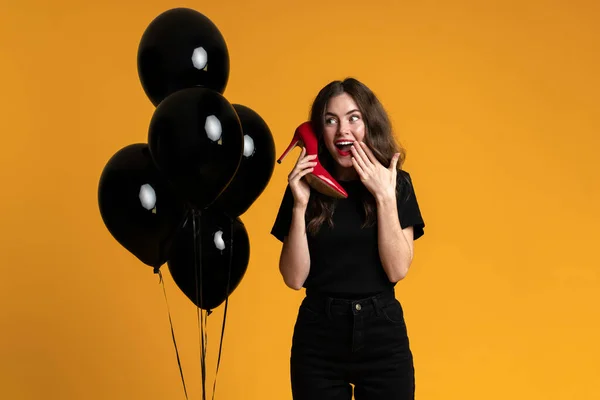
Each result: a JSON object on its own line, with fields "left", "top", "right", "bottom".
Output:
{"left": 306, "top": 77, "right": 410, "bottom": 235}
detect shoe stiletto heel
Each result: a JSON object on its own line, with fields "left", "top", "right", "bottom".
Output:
{"left": 277, "top": 121, "right": 348, "bottom": 199}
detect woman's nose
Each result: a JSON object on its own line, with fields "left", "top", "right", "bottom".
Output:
{"left": 338, "top": 121, "right": 351, "bottom": 134}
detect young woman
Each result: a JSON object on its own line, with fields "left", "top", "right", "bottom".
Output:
{"left": 271, "top": 77, "right": 425, "bottom": 399}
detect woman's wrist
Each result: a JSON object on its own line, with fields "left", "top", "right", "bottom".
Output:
{"left": 293, "top": 202, "right": 308, "bottom": 213}
{"left": 374, "top": 188, "right": 396, "bottom": 206}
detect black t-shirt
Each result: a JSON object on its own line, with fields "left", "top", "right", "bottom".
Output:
{"left": 270, "top": 170, "right": 425, "bottom": 298}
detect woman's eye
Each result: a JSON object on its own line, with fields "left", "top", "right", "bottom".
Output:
{"left": 350, "top": 115, "right": 359, "bottom": 122}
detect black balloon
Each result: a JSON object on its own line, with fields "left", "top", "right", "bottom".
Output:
{"left": 148, "top": 87, "right": 244, "bottom": 209}
{"left": 98, "top": 143, "right": 187, "bottom": 269}
{"left": 168, "top": 210, "right": 250, "bottom": 310}
{"left": 137, "top": 7, "right": 230, "bottom": 106}
{"left": 211, "top": 104, "right": 276, "bottom": 217}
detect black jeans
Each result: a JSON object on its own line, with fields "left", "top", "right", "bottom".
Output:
{"left": 290, "top": 289, "right": 415, "bottom": 400}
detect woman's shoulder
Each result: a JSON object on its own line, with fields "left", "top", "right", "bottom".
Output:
{"left": 396, "top": 169, "right": 416, "bottom": 202}
{"left": 396, "top": 168, "right": 414, "bottom": 186}
{"left": 397, "top": 168, "right": 410, "bottom": 178}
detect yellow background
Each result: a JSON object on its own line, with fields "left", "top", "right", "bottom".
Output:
{"left": 1, "top": 0, "right": 599, "bottom": 399}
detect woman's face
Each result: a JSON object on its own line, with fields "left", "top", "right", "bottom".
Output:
{"left": 322, "top": 92, "right": 366, "bottom": 171}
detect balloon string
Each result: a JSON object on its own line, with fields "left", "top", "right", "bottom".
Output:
{"left": 155, "top": 269, "right": 189, "bottom": 400}
{"left": 199, "top": 310, "right": 207, "bottom": 400}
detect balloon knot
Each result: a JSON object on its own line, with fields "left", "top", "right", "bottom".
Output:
{"left": 154, "top": 268, "right": 163, "bottom": 284}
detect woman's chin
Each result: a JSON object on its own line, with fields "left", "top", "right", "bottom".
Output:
{"left": 334, "top": 157, "right": 354, "bottom": 169}
{"left": 325, "top": 150, "right": 354, "bottom": 170}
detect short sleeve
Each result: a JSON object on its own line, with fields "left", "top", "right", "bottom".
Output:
{"left": 397, "top": 171, "right": 425, "bottom": 240}
{"left": 270, "top": 184, "right": 295, "bottom": 242}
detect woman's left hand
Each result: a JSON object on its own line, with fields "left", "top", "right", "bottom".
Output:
{"left": 351, "top": 141, "right": 399, "bottom": 201}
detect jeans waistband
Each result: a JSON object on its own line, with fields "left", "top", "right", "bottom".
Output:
{"left": 303, "top": 288, "right": 396, "bottom": 317}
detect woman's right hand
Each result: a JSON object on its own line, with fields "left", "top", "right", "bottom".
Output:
{"left": 288, "top": 147, "right": 317, "bottom": 208}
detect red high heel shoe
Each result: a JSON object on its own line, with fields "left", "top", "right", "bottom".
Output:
{"left": 277, "top": 121, "right": 348, "bottom": 198}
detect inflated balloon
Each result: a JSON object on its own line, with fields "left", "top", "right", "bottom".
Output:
{"left": 137, "top": 7, "right": 230, "bottom": 106}
{"left": 168, "top": 210, "right": 250, "bottom": 310}
{"left": 98, "top": 143, "right": 187, "bottom": 269}
{"left": 212, "top": 104, "right": 276, "bottom": 217}
{"left": 148, "top": 87, "right": 244, "bottom": 209}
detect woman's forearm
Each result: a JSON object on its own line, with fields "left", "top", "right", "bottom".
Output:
{"left": 279, "top": 204, "right": 311, "bottom": 290}
{"left": 375, "top": 194, "right": 414, "bottom": 282}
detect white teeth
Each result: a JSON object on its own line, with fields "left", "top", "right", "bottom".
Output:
{"left": 336, "top": 141, "right": 353, "bottom": 146}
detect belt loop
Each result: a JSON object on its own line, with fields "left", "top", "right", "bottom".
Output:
{"left": 326, "top": 298, "right": 333, "bottom": 320}
{"left": 372, "top": 297, "right": 380, "bottom": 316}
